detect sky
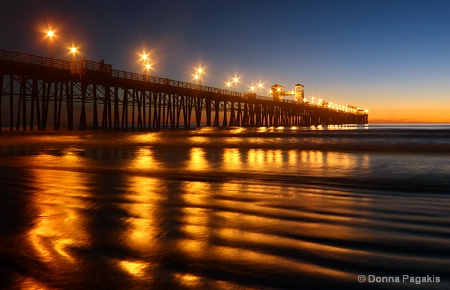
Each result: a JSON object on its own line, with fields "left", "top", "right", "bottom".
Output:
{"left": 1, "top": 0, "right": 450, "bottom": 123}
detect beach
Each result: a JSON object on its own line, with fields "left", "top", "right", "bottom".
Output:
{"left": 1, "top": 125, "right": 449, "bottom": 289}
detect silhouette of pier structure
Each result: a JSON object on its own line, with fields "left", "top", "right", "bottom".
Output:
{"left": 0, "top": 50, "right": 368, "bottom": 131}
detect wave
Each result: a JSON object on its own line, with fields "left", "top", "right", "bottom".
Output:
{"left": 1, "top": 127, "right": 450, "bottom": 154}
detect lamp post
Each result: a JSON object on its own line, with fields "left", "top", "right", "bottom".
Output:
{"left": 233, "top": 76, "right": 239, "bottom": 92}
{"left": 140, "top": 53, "right": 153, "bottom": 79}
{"left": 258, "top": 82, "right": 263, "bottom": 98}
{"left": 194, "top": 74, "right": 200, "bottom": 85}
{"left": 47, "top": 30, "right": 54, "bottom": 59}
{"left": 226, "top": 81, "right": 232, "bottom": 93}
{"left": 196, "top": 67, "right": 203, "bottom": 85}
{"left": 69, "top": 47, "right": 77, "bottom": 72}
{"left": 70, "top": 47, "right": 77, "bottom": 61}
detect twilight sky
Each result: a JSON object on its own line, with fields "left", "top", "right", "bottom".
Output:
{"left": 1, "top": 0, "right": 450, "bottom": 123}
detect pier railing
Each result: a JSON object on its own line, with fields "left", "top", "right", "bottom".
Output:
{"left": 1, "top": 49, "right": 365, "bottom": 111}
{"left": 0, "top": 49, "right": 70, "bottom": 70}
{"left": 109, "top": 68, "right": 244, "bottom": 97}
{"left": 70, "top": 59, "right": 112, "bottom": 74}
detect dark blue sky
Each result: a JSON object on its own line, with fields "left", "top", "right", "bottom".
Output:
{"left": 2, "top": 0, "right": 450, "bottom": 122}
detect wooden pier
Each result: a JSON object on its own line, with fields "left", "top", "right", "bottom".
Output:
{"left": 0, "top": 49, "right": 368, "bottom": 131}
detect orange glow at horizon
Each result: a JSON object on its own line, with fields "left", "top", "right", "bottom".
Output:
{"left": 366, "top": 105, "right": 450, "bottom": 123}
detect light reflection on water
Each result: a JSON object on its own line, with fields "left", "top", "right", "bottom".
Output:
{"left": 0, "top": 129, "right": 449, "bottom": 289}
{"left": 187, "top": 147, "right": 210, "bottom": 171}
{"left": 119, "top": 259, "right": 149, "bottom": 277}
{"left": 28, "top": 163, "right": 93, "bottom": 266}
{"left": 129, "top": 147, "right": 160, "bottom": 170}
{"left": 121, "top": 175, "right": 161, "bottom": 252}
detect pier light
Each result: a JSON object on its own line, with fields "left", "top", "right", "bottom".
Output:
{"left": 70, "top": 46, "right": 77, "bottom": 59}
{"left": 194, "top": 74, "right": 200, "bottom": 84}
{"left": 69, "top": 46, "right": 77, "bottom": 61}
{"left": 226, "top": 81, "right": 232, "bottom": 92}
{"left": 145, "top": 63, "right": 151, "bottom": 76}
{"left": 195, "top": 67, "right": 203, "bottom": 85}
{"left": 250, "top": 85, "right": 255, "bottom": 92}
{"left": 139, "top": 52, "right": 152, "bottom": 76}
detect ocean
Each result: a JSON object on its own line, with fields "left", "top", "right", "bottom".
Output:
{"left": 0, "top": 124, "right": 449, "bottom": 289}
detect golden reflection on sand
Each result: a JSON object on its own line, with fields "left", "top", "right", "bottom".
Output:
{"left": 299, "top": 150, "right": 371, "bottom": 177}
{"left": 220, "top": 146, "right": 371, "bottom": 178}
{"left": 117, "top": 151, "right": 168, "bottom": 279}
{"left": 130, "top": 132, "right": 162, "bottom": 144}
{"left": 177, "top": 181, "right": 213, "bottom": 258}
{"left": 247, "top": 149, "right": 265, "bottom": 168}
{"left": 266, "top": 149, "right": 284, "bottom": 167}
{"left": 120, "top": 175, "right": 163, "bottom": 252}
{"left": 173, "top": 273, "right": 201, "bottom": 287}
{"left": 174, "top": 177, "right": 361, "bottom": 284}
{"left": 27, "top": 159, "right": 92, "bottom": 266}
{"left": 118, "top": 259, "right": 149, "bottom": 277}
{"left": 181, "top": 207, "right": 209, "bottom": 226}
{"left": 187, "top": 147, "right": 210, "bottom": 171}
{"left": 17, "top": 277, "right": 52, "bottom": 290}
{"left": 129, "top": 147, "right": 160, "bottom": 170}
{"left": 211, "top": 244, "right": 353, "bottom": 280}
{"left": 222, "top": 148, "right": 243, "bottom": 171}
{"left": 188, "top": 135, "right": 208, "bottom": 144}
